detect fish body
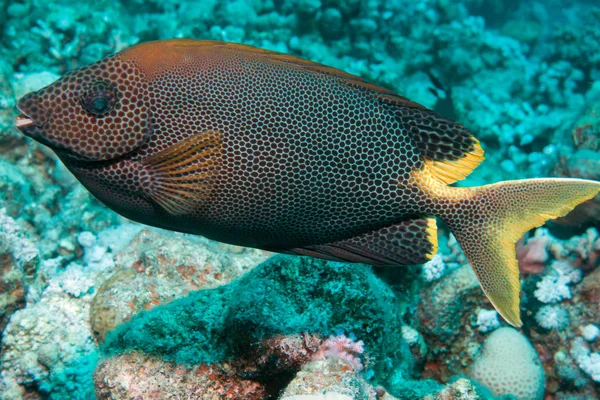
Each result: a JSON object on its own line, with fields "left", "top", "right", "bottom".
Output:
{"left": 16, "top": 40, "right": 600, "bottom": 326}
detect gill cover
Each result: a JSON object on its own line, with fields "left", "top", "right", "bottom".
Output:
{"left": 16, "top": 55, "right": 151, "bottom": 161}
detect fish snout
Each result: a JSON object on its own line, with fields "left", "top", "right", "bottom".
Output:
{"left": 16, "top": 92, "right": 51, "bottom": 136}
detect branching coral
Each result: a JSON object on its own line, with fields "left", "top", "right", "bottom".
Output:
{"left": 313, "top": 334, "right": 365, "bottom": 371}
{"left": 535, "top": 305, "right": 570, "bottom": 331}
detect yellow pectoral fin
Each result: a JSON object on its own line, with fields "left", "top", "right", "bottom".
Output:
{"left": 142, "top": 130, "right": 223, "bottom": 216}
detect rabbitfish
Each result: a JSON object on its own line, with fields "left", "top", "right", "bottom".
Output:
{"left": 15, "top": 39, "right": 600, "bottom": 326}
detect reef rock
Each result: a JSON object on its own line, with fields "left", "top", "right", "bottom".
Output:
{"left": 94, "top": 352, "right": 266, "bottom": 400}
{"left": 90, "top": 228, "right": 269, "bottom": 341}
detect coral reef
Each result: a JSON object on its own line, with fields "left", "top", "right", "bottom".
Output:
{"left": 0, "top": 292, "right": 97, "bottom": 399}
{"left": 94, "top": 352, "right": 267, "bottom": 400}
{"left": 417, "top": 264, "right": 486, "bottom": 381}
{"left": 89, "top": 228, "right": 267, "bottom": 342}
{"left": 279, "top": 358, "right": 388, "bottom": 400}
{"left": 0, "top": 225, "right": 266, "bottom": 399}
{"left": 101, "top": 256, "right": 410, "bottom": 383}
{"left": 0, "top": 209, "right": 37, "bottom": 332}
{"left": 416, "top": 225, "right": 600, "bottom": 398}
{"left": 423, "top": 379, "right": 480, "bottom": 400}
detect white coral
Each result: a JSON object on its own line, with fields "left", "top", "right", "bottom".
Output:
{"left": 579, "top": 353, "right": 600, "bottom": 382}
{"left": 476, "top": 309, "right": 500, "bottom": 333}
{"left": 422, "top": 254, "right": 445, "bottom": 282}
{"left": 550, "top": 260, "right": 582, "bottom": 284}
{"left": 533, "top": 259, "right": 583, "bottom": 304}
{"left": 0, "top": 208, "right": 38, "bottom": 266}
{"left": 401, "top": 325, "right": 420, "bottom": 346}
{"left": 583, "top": 324, "right": 600, "bottom": 342}
{"left": 535, "top": 305, "right": 569, "bottom": 331}
{"left": 534, "top": 275, "right": 571, "bottom": 303}
{"left": 55, "top": 263, "right": 94, "bottom": 298}
{"left": 76, "top": 231, "right": 97, "bottom": 248}
{"left": 571, "top": 337, "right": 600, "bottom": 382}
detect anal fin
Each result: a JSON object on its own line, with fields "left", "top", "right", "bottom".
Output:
{"left": 142, "top": 130, "right": 222, "bottom": 216}
{"left": 280, "top": 218, "right": 438, "bottom": 266}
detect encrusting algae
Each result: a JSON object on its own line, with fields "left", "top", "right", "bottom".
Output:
{"left": 15, "top": 39, "right": 600, "bottom": 327}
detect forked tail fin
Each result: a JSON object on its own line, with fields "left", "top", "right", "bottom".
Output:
{"left": 439, "top": 178, "right": 600, "bottom": 327}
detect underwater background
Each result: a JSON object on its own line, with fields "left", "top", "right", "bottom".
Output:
{"left": 0, "top": 0, "right": 599, "bottom": 399}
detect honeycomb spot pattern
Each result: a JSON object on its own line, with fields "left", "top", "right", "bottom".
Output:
{"left": 92, "top": 40, "right": 450, "bottom": 249}
{"left": 286, "top": 218, "right": 437, "bottom": 265}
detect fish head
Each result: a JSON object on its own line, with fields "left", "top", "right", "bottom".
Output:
{"left": 16, "top": 54, "right": 151, "bottom": 161}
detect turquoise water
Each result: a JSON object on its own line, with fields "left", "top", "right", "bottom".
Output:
{"left": 1, "top": 0, "right": 599, "bottom": 399}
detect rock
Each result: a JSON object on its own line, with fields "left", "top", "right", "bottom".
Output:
{"left": 279, "top": 358, "right": 392, "bottom": 400}
{"left": 0, "top": 209, "right": 38, "bottom": 332}
{"left": 0, "top": 293, "right": 96, "bottom": 399}
{"left": 94, "top": 352, "right": 266, "bottom": 400}
{"left": 424, "top": 378, "right": 480, "bottom": 400}
{"left": 418, "top": 265, "right": 485, "bottom": 381}
{"left": 89, "top": 228, "right": 269, "bottom": 342}
{"left": 0, "top": 245, "right": 26, "bottom": 334}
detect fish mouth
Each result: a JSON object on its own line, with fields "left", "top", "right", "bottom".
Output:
{"left": 15, "top": 92, "right": 52, "bottom": 143}
{"left": 16, "top": 91, "right": 51, "bottom": 130}
{"left": 16, "top": 114, "right": 34, "bottom": 130}
{"left": 14, "top": 111, "right": 42, "bottom": 141}
{"left": 15, "top": 108, "right": 53, "bottom": 149}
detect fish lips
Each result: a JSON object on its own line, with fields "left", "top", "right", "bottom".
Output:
{"left": 15, "top": 92, "right": 51, "bottom": 142}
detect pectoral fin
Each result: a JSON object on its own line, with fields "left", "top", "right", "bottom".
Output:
{"left": 142, "top": 130, "right": 222, "bottom": 216}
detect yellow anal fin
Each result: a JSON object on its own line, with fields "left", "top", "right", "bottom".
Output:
{"left": 443, "top": 178, "right": 600, "bottom": 327}
{"left": 425, "top": 217, "right": 438, "bottom": 260}
{"left": 142, "top": 130, "right": 222, "bottom": 216}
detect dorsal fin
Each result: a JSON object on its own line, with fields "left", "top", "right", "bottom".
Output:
{"left": 136, "top": 40, "right": 482, "bottom": 184}
{"left": 396, "top": 107, "right": 485, "bottom": 184}
{"left": 422, "top": 141, "right": 484, "bottom": 185}
{"left": 142, "top": 130, "right": 222, "bottom": 216}
{"left": 126, "top": 39, "right": 425, "bottom": 109}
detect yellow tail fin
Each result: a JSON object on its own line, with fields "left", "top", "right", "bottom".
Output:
{"left": 437, "top": 178, "right": 600, "bottom": 327}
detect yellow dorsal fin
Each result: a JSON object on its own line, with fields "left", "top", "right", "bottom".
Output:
{"left": 422, "top": 137, "right": 485, "bottom": 185}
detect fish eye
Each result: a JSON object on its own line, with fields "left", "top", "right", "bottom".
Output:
{"left": 81, "top": 81, "right": 118, "bottom": 116}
